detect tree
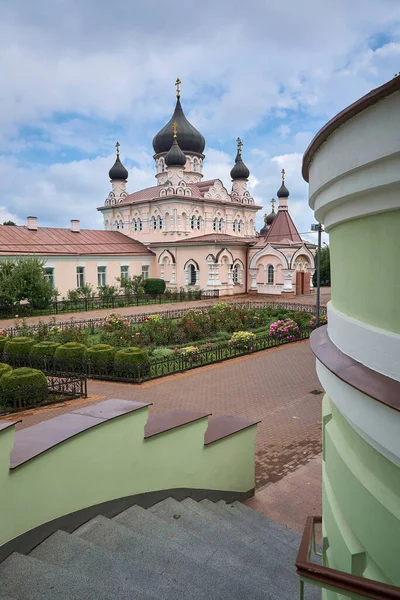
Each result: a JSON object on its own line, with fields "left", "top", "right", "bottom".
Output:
{"left": 313, "top": 245, "right": 331, "bottom": 287}
{"left": 0, "top": 257, "right": 55, "bottom": 309}
{"left": 116, "top": 274, "right": 144, "bottom": 296}
{"left": 2, "top": 221, "right": 16, "bottom": 226}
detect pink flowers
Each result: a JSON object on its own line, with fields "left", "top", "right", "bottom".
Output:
{"left": 269, "top": 318, "right": 300, "bottom": 340}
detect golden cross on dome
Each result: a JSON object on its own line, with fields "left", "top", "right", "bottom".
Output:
{"left": 236, "top": 137, "right": 243, "bottom": 155}
{"left": 172, "top": 121, "right": 178, "bottom": 138}
{"left": 115, "top": 141, "right": 120, "bottom": 157}
{"left": 281, "top": 168, "right": 285, "bottom": 183}
{"left": 175, "top": 78, "right": 181, "bottom": 98}
{"left": 271, "top": 197, "right": 275, "bottom": 211}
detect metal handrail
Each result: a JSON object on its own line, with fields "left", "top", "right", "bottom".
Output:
{"left": 296, "top": 516, "right": 400, "bottom": 600}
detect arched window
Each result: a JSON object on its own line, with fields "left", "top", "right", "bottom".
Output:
{"left": 160, "top": 158, "right": 165, "bottom": 173}
{"left": 233, "top": 264, "right": 240, "bottom": 284}
{"left": 232, "top": 220, "right": 237, "bottom": 232}
{"left": 151, "top": 216, "right": 157, "bottom": 230}
{"left": 193, "top": 158, "right": 198, "bottom": 172}
{"left": 138, "top": 219, "right": 143, "bottom": 231}
{"left": 190, "top": 215, "right": 196, "bottom": 230}
{"left": 213, "top": 218, "right": 218, "bottom": 232}
{"left": 189, "top": 264, "right": 196, "bottom": 285}
{"left": 157, "top": 215, "right": 163, "bottom": 230}
{"left": 218, "top": 218, "right": 223, "bottom": 232}
{"left": 197, "top": 216, "right": 202, "bottom": 230}
{"left": 267, "top": 265, "right": 274, "bottom": 284}
{"left": 238, "top": 220, "right": 243, "bottom": 232}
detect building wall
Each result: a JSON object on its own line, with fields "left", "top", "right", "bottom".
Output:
{"left": 37, "top": 255, "right": 154, "bottom": 298}
{"left": 308, "top": 86, "right": 400, "bottom": 597}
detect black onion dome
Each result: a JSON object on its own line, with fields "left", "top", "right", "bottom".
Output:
{"left": 109, "top": 156, "right": 128, "bottom": 180}
{"left": 259, "top": 224, "right": 269, "bottom": 236}
{"left": 277, "top": 182, "right": 289, "bottom": 198}
{"left": 230, "top": 150, "right": 250, "bottom": 179}
{"left": 266, "top": 209, "right": 276, "bottom": 225}
{"left": 165, "top": 137, "right": 186, "bottom": 167}
{"left": 152, "top": 98, "right": 205, "bottom": 155}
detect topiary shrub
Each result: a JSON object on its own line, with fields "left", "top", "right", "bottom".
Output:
{"left": 85, "top": 344, "right": 116, "bottom": 375}
{"left": 0, "top": 335, "right": 8, "bottom": 353}
{"left": 0, "top": 367, "right": 48, "bottom": 407}
{"left": 4, "top": 337, "right": 35, "bottom": 356}
{"left": 54, "top": 343, "right": 87, "bottom": 372}
{"left": 114, "top": 347, "right": 150, "bottom": 378}
{"left": 0, "top": 363, "right": 12, "bottom": 378}
{"left": 30, "top": 341, "right": 61, "bottom": 358}
{"left": 143, "top": 278, "right": 166, "bottom": 296}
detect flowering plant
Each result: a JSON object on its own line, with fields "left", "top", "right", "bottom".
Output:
{"left": 147, "top": 314, "right": 161, "bottom": 323}
{"left": 0, "top": 328, "right": 7, "bottom": 337}
{"left": 269, "top": 318, "right": 300, "bottom": 341}
{"left": 310, "top": 315, "right": 327, "bottom": 329}
{"left": 230, "top": 331, "right": 256, "bottom": 343}
{"left": 102, "top": 313, "right": 130, "bottom": 330}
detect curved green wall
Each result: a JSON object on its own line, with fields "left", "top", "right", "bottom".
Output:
{"left": 322, "top": 393, "right": 400, "bottom": 600}
{"left": 329, "top": 209, "right": 400, "bottom": 333}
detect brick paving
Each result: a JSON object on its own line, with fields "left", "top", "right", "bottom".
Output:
{"left": 0, "top": 288, "right": 331, "bottom": 329}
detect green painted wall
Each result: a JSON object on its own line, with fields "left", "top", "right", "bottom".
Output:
{"left": 0, "top": 409, "right": 257, "bottom": 547}
{"left": 322, "top": 394, "right": 400, "bottom": 600}
{"left": 329, "top": 209, "right": 400, "bottom": 333}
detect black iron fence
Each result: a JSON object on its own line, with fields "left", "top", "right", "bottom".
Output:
{"left": 2, "top": 327, "right": 313, "bottom": 384}
{"left": 0, "top": 289, "right": 220, "bottom": 319}
{"left": 0, "top": 374, "right": 87, "bottom": 415}
{"left": 4, "top": 300, "right": 326, "bottom": 338}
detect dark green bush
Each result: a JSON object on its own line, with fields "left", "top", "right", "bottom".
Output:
{"left": 0, "top": 363, "right": 12, "bottom": 378}
{"left": 85, "top": 344, "right": 116, "bottom": 364}
{"left": 114, "top": 347, "right": 150, "bottom": 377}
{"left": 54, "top": 342, "right": 87, "bottom": 361}
{"left": 0, "top": 335, "right": 8, "bottom": 352}
{"left": 143, "top": 278, "right": 166, "bottom": 295}
{"left": 30, "top": 341, "right": 61, "bottom": 358}
{"left": 0, "top": 367, "right": 47, "bottom": 405}
{"left": 4, "top": 337, "right": 35, "bottom": 356}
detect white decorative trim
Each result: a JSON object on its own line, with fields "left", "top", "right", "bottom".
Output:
{"left": 328, "top": 302, "right": 400, "bottom": 382}
{"left": 317, "top": 361, "right": 400, "bottom": 468}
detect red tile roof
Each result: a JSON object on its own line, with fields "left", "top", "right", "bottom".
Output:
{"left": 263, "top": 210, "right": 302, "bottom": 244}
{"left": 0, "top": 226, "right": 154, "bottom": 256}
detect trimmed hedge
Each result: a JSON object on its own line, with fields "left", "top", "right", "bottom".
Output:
{"left": 4, "top": 337, "right": 35, "bottom": 356}
{"left": 30, "top": 341, "right": 61, "bottom": 358}
{"left": 0, "top": 367, "right": 48, "bottom": 404}
{"left": 114, "top": 347, "right": 150, "bottom": 376}
{"left": 152, "top": 347, "right": 175, "bottom": 360}
{"left": 54, "top": 342, "right": 87, "bottom": 361}
{"left": 143, "top": 278, "right": 166, "bottom": 295}
{"left": 0, "top": 335, "right": 8, "bottom": 353}
{"left": 0, "top": 363, "right": 12, "bottom": 378}
{"left": 85, "top": 344, "right": 116, "bottom": 364}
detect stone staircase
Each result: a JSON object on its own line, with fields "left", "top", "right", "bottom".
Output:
{"left": 0, "top": 497, "right": 321, "bottom": 599}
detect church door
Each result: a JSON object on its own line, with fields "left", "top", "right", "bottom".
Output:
{"left": 303, "top": 272, "right": 311, "bottom": 295}
{"left": 296, "top": 271, "right": 304, "bottom": 295}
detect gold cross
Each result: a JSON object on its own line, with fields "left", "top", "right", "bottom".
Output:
{"left": 115, "top": 141, "right": 120, "bottom": 156}
{"left": 281, "top": 168, "right": 285, "bottom": 183}
{"left": 175, "top": 78, "right": 181, "bottom": 98}
{"left": 172, "top": 121, "right": 178, "bottom": 138}
{"left": 236, "top": 137, "right": 243, "bottom": 154}
{"left": 271, "top": 197, "right": 275, "bottom": 211}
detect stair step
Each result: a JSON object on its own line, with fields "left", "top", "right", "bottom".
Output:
{"left": 149, "top": 497, "right": 303, "bottom": 597}
{"left": 30, "top": 529, "right": 171, "bottom": 599}
{"left": 0, "top": 552, "right": 128, "bottom": 600}
{"left": 113, "top": 505, "right": 274, "bottom": 599}
{"left": 74, "top": 514, "right": 276, "bottom": 599}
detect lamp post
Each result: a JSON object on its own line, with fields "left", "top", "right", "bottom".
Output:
{"left": 311, "top": 223, "right": 323, "bottom": 327}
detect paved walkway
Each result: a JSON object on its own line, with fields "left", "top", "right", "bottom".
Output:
{"left": 0, "top": 289, "right": 331, "bottom": 329}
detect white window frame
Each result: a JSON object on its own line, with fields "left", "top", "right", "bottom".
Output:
{"left": 76, "top": 266, "right": 85, "bottom": 288}
{"left": 44, "top": 267, "right": 55, "bottom": 288}
{"left": 97, "top": 266, "right": 107, "bottom": 287}
{"left": 120, "top": 265, "right": 129, "bottom": 280}
{"left": 141, "top": 265, "right": 150, "bottom": 280}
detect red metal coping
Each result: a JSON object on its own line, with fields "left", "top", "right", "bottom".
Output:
{"left": 9, "top": 399, "right": 151, "bottom": 470}
{"left": 310, "top": 326, "right": 400, "bottom": 413}
{"left": 144, "top": 409, "right": 211, "bottom": 439}
{"left": 204, "top": 415, "right": 260, "bottom": 446}
{"left": 302, "top": 76, "right": 400, "bottom": 182}
{"left": 296, "top": 516, "right": 400, "bottom": 599}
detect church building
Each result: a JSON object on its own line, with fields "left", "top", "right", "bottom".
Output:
{"left": 0, "top": 80, "right": 315, "bottom": 298}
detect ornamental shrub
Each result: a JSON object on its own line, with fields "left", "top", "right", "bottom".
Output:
{"left": 114, "top": 347, "right": 150, "bottom": 377}
{"left": 4, "top": 337, "right": 35, "bottom": 356}
{"left": 30, "top": 341, "right": 61, "bottom": 358}
{"left": 310, "top": 314, "right": 328, "bottom": 329}
{"left": 54, "top": 342, "right": 87, "bottom": 361}
{"left": 143, "top": 278, "right": 166, "bottom": 296}
{"left": 152, "top": 347, "right": 175, "bottom": 360}
{"left": 85, "top": 344, "right": 116, "bottom": 364}
{"left": 0, "top": 335, "right": 8, "bottom": 353}
{"left": 269, "top": 318, "right": 300, "bottom": 342}
{"left": 0, "top": 363, "right": 12, "bottom": 378}
{"left": 0, "top": 367, "right": 48, "bottom": 406}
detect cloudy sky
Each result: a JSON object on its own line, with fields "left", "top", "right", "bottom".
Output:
{"left": 1, "top": 0, "right": 399, "bottom": 238}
